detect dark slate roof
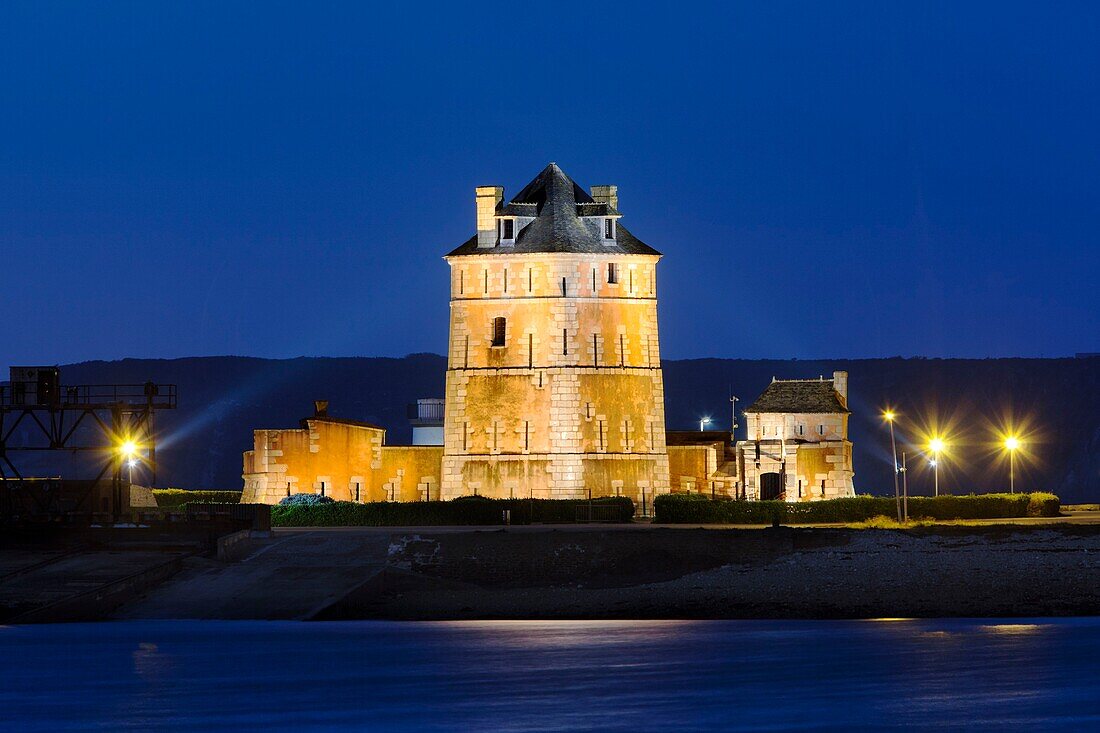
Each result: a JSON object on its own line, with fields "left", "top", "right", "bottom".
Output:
{"left": 744, "top": 380, "right": 849, "bottom": 414}
{"left": 499, "top": 202, "right": 538, "bottom": 217}
{"left": 576, "top": 202, "right": 620, "bottom": 217}
{"left": 446, "top": 163, "right": 659, "bottom": 257}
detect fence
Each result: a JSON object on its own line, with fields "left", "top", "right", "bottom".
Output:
{"left": 185, "top": 502, "right": 271, "bottom": 532}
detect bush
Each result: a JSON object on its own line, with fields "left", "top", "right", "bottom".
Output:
{"left": 153, "top": 489, "right": 242, "bottom": 508}
{"left": 1027, "top": 492, "right": 1061, "bottom": 517}
{"left": 271, "top": 496, "right": 636, "bottom": 527}
{"left": 279, "top": 493, "right": 335, "bottom": 506}
{"left": 653, "top": 492, "right": 1059, "bottom": 524}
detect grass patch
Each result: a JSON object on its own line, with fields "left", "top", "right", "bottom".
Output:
{"left": 654, "top": 492, "right": 1060, "bottom": 524}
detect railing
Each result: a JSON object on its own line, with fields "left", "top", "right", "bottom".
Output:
{"left": 185, "top": 502, "right": 271, "bottom": 532}
{"left": 406, "top": 400, "right": 445, "bottom": 422}
{"left": 574, "top": 502, "right": 630, "bottom": 523}
{"left": 0, "top": 383, "right": 177, "bottom": 409}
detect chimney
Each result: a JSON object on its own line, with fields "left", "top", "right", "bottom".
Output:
{"left": 832, "top": 371, "right": 848, "bottom": 407}
{"left": 591, "top": 185, "right": 618, "bottom": 210}
{"left": 314, "top": 400, "right": 329, "bottom": 417}
{"left": 475, "top": 185, "right": 504, "bottom": 248}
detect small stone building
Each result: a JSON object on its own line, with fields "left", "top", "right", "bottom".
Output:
{"left": 738, "top": 371, "right": 855, "bottom": 501}
{"left": 242, "top": 402, "right": 444, "bottom": 504}
{"left": 665, "top": 431, "right": 740, "bottom": 498}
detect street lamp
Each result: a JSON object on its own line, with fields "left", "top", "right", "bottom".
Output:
{"left": 699, "top": 416, "right": 712, "bottom": 432}
{"left": 929, "top": 437, "right": 944, "bottom": 496}
{"left": 884, "top": 410, "right": 900, "bottom": 521}
{"left": 119, "top": 440, "right": 139, "bottom": 485}
{"left": 1004, "top": 436, "right": 1020, "bottom": 493}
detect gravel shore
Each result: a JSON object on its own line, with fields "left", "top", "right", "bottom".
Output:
{"left": 318, "top": 525, "right": 1100, "bottom": 619}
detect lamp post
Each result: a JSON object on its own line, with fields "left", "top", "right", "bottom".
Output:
{"left": 699, "top": 416, "right": 712, "bottom": 432}
{"left": 729, "top": 395, "right": 739, "bottom": 440}
{"left": 900, "top": 452, "right": 909, "bottom": 522}
{"left": 1004, "top": 436, "right": 1020, "bottom": 493}
{"left": 884, "top": 411, "right": 900, "bottom": 522}
{"left": 929, "top": 437, "right": 944, "bottom": 497}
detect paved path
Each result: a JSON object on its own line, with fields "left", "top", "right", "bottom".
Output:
{"left": 0, "top": 550, "right": 183, "bottom": 621}
{"left": 115, "top": 529, "right": 392, "bottom": 620}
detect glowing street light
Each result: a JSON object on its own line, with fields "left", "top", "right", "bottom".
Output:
{"left": 929, "top": 437, "right": 945, "bottom": 496}
{"left": 699, "top": 416, "right": 712, "bottom": 432}
{"left": 1004, "top": 436, "right": 1021, "bottom": 493}
{"left": 883, "top": 410, "right": 901, "bottom": 521}
{"left": 119, "top": 440, "right": 139, "bottom": 484}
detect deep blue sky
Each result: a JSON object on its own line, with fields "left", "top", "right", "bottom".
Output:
{"left": 2, "top": 1, "right": 1097, "bottom": 364}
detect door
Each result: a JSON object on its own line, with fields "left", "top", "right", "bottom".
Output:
{"left": 760, "top": 472, "right": 784, "bottom": 501}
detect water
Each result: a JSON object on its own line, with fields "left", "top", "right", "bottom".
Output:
{"left": 1, "top": 618, "right": 1098, "bottom": 732}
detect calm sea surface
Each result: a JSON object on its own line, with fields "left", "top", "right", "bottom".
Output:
{"left": 1, "top": 618, "right": 1098, "bottom": 732}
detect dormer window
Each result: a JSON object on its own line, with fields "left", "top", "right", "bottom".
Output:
{"left": 500, "top": 218, "right": 515, "bottom": 243}
{"left": 603, "top": 218, "right": 615, "bottom": 240}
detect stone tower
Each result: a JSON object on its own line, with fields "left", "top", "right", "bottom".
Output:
{"left": 440, "top": 163, "right": 671, "bottom": 502}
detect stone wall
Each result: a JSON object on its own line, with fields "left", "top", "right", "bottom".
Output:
{"left": 738, "top": 438, "right": 854, "bottom": 501}
{"left": 241, "top": 419, "right": 444, "bottom": 504}
{"left": 745, "top": 412, "right": 847, "bottom": 442}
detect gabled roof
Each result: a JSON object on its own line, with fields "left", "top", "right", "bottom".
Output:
{"left": 744, "top": 379, "right": 849, "bottom": 414}
{"left": 446, "top": 163, "right": 660, "bottom": 257}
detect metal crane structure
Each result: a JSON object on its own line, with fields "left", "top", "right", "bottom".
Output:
{"left": 0, "top": 366, "right": 177, "bottom": 523}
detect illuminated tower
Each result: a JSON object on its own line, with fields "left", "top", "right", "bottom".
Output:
{"left": 440, "top": 163, "right": 670, "bottom": 501}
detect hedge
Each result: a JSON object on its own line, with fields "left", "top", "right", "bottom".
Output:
{"left": 271, "top": 496, "right": 636, "bottom": 527}
{"left": 153, "top": 489, "right": 243, "bottom": 508}
{"left": 653, "top": 492, "right": 1060, "bottom": 524}
{"left": 278, "top": 494, "right": 334, "bottom": 506}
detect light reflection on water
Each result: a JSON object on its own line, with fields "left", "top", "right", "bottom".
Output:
{"left": 0, "top": 618, "right": 1098, "bottom": 732}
